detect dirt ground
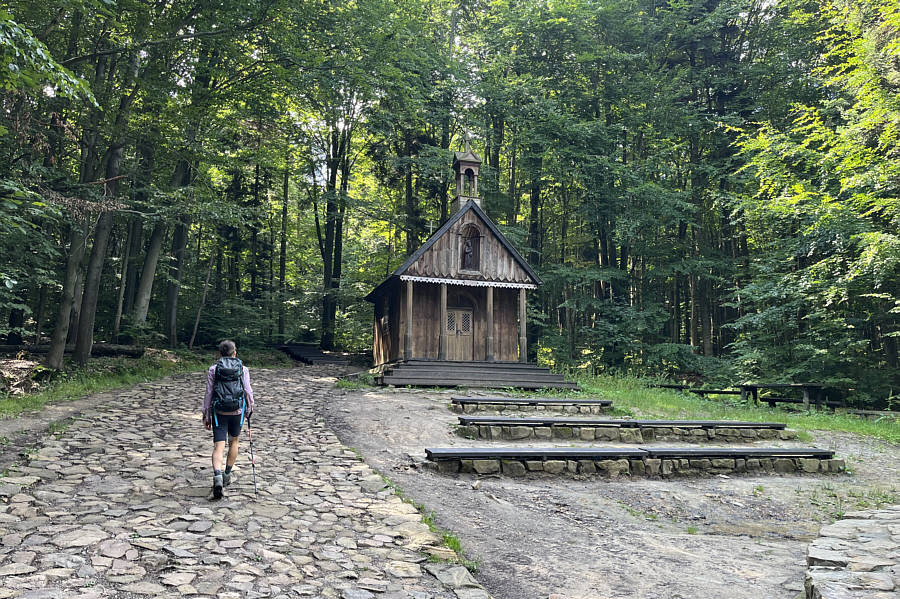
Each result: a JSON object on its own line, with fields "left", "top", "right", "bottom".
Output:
{"left": 321, "top": 385, "right": 900, "bottom": 599}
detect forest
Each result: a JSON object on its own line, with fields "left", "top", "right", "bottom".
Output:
{"left": 1, "top": 0, "right": 898, "bottom": 405}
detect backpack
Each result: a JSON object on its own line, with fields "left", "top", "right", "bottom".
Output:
{"left": 212, "top": 357, "right": 245, "bottom": 413}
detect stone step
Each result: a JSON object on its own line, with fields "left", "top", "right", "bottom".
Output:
{"left": 456, "top": 417, "right": 796, "bottom": 442}
{"left": 450, "top": 397, "right": 611, "bottom": 414}
{"left": 381, "top": 376, "right": 580, "bottom": 390}
{"left": 425, "top": 446, "right": 844, "bottom": 477}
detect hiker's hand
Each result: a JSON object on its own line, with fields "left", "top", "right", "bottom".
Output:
{"left": 203, "top": 417, "right": 211, "bottom": 430}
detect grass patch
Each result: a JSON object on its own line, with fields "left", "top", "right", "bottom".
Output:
{"left": 0, "top": 347, "right": 292, "bottom": 419}
{"left": 336, "top": 372, "right": 376, "bottom": 390}
{"left": 570, "top": 375, "right": 900, "bottom": 445}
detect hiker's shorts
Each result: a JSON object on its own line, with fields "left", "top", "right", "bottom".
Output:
{"left": 212, "top": 413, "right": 243, "bottom": 443}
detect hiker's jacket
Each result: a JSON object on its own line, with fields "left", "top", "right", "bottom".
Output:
{"left": 202, "top": 364, "right": 254, "bottom": 421}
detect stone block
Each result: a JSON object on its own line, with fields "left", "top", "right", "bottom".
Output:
{"left": 710, "top": 459, "right": 735, "bottom": 469}
{"left": 630, "top": 460, "right": 645, "bottom": 475}
{"left": 740, "top": 429, "right": 759, "bottom": 439}
{"left": 778, "top": 430, "right": 797, "bottom": 440}
{"left": 554, "top": 427, "right": 574, "bottom": 439}
{"left": 799, "top": 458, "right": 820, "bottom": 473}
{"left": 501, "top": 460, "right": 526, "bottom": 477}
{"left": 578, "top": 406, "right": 591, "bottom": 414}
{"left": 460, "top": 460, "right": 474, "bottom": 473}
{"left": 672, "top": 428, "right": 687, "bottom": 437}
{"left": 478, "top": 426, "right": 491, "bottom": 439}
{"left": 734, "top": 459, "right": 746, "bottom": 472}
{"left": 579, "top": 428, "right": 595, "bottom": 441}
{"left": 689, "top": 459, "right": 712, "bottom": 470}
{"left": 761, "top": 459, "right": 774, "bottom": 472}
{"left": 618, "top": 429, "right": 639, "bottom": 443}
{"left": 641, "top": 428, "right": 656, "bottom": 441}
{"left": 774, "top": 459, "right": 796, "bottom": 473}
{"left": 543, "top": 460, "right": 566, "bottom": 474}
{"left": 534, "top": 427, "right": 552, "bottom": 439}
{"left": 827, "top": 459, "right": 845, "bottom": 473}
{"left": 566, "top": 460, "right": 578, "bottom": 474}
{"left": 488, "top": 426, "right": 503, "bottom": 440}
{"left": 718, "top": 428, "right": 739, "bottom": 438}
{"left": 679, "top": 459, "right": 690, "bottom": 470}
{"left": 598, "top": 459, "right": 630, "bottom": 478}
{"left": 757, "top": 429, "right": 777, "bottom": 440}
{"left": 436, "top": 460, "right": 460, "bottom": 474}
{"left": 578, "top": 460, "right": 596, "bottom": 475}
{"left": 563, "top": 405, "right": 579, "bottom": 414}
{"left": 594, "top": 427, "right": 619, "bottom": 441}
{"left": 644, "top": 459, "right": 661, "bottom": 476}
{"left": 462, "top": 405, "right": 476, "bottom": 414}
{"left": 472, "top": 460, "right": 500, "bottom": 475}
{"left": 690, "top": 429, "right": 708, "bottom": 440}
{"left": 745, "top": 459, "right": 761, "bottom": 470}
{"left": 662, "top": 460, "right": 675, "bottom": 475}
{"left": 525, "top": 461, "right": 543, "bottom": 472}
{"left": 508, "top": 426, "right": 532, "bottom": 440}
{"left": 654, "top": 427, "right": 673, "bottom": 436}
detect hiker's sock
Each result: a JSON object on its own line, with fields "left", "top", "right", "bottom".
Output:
{"left": 224, "top": 466, "right": 232, "bottom": 474}
{"left": 223, "top": 465, "right": 233, "bottom": 487}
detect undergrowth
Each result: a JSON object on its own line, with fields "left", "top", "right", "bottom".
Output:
{"left": 508, "top": 374, "right": 900, "bottom": 445}
{"left": 0, "top": 347, "right": 292, "bottom": 418}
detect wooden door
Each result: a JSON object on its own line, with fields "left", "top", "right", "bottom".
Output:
{"left": 446, "top": 307, "right": 474, "bottom": 361}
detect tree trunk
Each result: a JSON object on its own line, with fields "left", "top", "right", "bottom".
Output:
{"left": 33, "top": 285, "right": 48, "bottom": 345}
{"left": 527, "top": 154, "right": 542, "bottom": 267}
{"left": 278, "top": 165, "right": 289, "bottom": 338}
{"left": 132, "top": 222, "right": 166, "bottom": 324}
{"left": 67, "top": 260, "right": 84, "bottom": 345}
{"left": 73, "top": 209, "right": 114, "bottom": 364}
{"left": 165, "top": 216, "right": 190, "bottom": 346}
{"left": 112, "top": 220, "right": 132, "bottom": 340}
{"left": 123, "top": 216, "right": 142, "bottom": 315}
{"left": 189, "top": 251, "right": 215, "bottom": 349}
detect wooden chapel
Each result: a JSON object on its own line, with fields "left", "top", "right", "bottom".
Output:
{"left": 365, "top": 144, "right": 543, "bottom": 367}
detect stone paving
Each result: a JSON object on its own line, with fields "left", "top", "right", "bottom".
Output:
{"left": 805, "top": 505, "right": 900, "bottom": 598}
{"left": 0, "top": 367, "right": 489, "bottom": 599}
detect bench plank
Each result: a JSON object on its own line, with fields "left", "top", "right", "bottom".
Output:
{"left": 457, "top": 416, "right": 786, "bottom": 429}
{"left": 451, "top": 396, "right": 612, "bottom": 406}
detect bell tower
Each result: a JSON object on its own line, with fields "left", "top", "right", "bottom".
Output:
{"left": 452, "top": 139, "right": 482, "bottom": 213}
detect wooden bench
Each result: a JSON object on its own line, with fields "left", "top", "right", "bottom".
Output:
{"left": 450, "top": 396, "right": 612, "bottom": 414}
{"left": 455, "top": 416, "right": 793, "bottom": 442}
{"left": 651, "top": 384, "right": 742, "bottom": 397}
{"left": 425, "top": 446, "right": 843, "bottom": 477}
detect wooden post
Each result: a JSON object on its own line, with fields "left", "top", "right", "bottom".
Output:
{"left": 439, "top": 283, "right": 447, "bottom": 360}
{"left": 405, "top": 280, "right": 413, "bottom": 360}
{"left": 519, "top": 288, "right": 527, "bottom": 363}
{"left": 486, "top": 286, "right": 494, "bottom": 361}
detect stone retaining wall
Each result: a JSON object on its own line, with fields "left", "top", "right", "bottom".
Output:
{"left": 456, "top": 424, "right": 798, "bottom": 443}
{"left": 429, "top": 456, "right": 845, "bottom": 478}
{"left": 451, "top": 403, "right": 609, "bottom": 415}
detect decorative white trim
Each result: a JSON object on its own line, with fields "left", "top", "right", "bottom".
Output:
{"left": 400, "top": 275, "right": 537, "bottom": 290}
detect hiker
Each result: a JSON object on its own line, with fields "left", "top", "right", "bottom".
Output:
{"left": 202, "top": 339, "right": 254, "bottom": 499}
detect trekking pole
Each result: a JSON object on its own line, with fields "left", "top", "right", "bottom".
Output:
{"left": 246, "top": 414, "right": 258, "bottom": 496}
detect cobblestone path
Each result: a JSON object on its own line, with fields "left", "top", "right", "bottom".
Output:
{"left": 0, "top": 368, "right": 484, "bottom": 599}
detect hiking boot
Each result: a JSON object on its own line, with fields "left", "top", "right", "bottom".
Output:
{"left": 212, "top": 473, "right": 224, "bottom": 499}
{"left": 223, "top": 471, "right": 232, "bottom": 487}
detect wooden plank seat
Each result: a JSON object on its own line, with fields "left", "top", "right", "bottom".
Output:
{"left": 450, "top": 396, "right": 612, "bottom": 414}
{"left": 651, "top": 384, "right": 742, "bottom": 397}
{"left": 455, "top": 416, "right": 795, "bottom": 442}
{"left": 425, "top": 446, "right": 844, "bottom": 477}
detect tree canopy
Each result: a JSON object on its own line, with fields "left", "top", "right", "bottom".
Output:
{"left": 1, "top": 0, "right": 897, "bottom": 405}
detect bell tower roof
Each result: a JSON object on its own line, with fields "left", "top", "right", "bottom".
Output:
{"left": 452, "top": 139, "right": 482, "bottom": 168}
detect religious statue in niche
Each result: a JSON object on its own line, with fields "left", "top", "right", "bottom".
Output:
{"left": 462, "top": 238, "right": 475, "bottom": 270}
